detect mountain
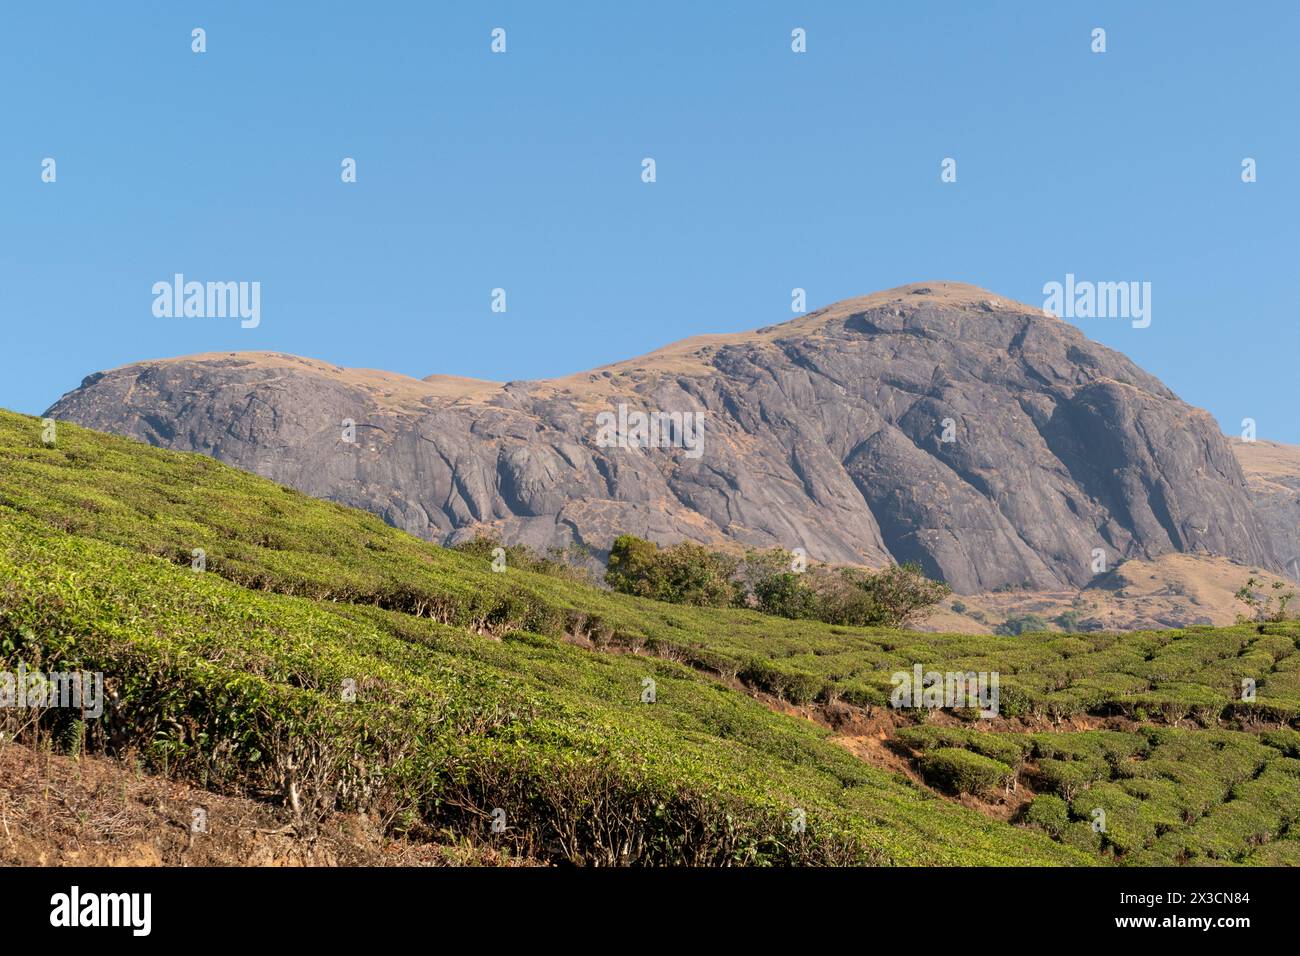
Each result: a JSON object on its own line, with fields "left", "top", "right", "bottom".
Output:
{"left": 46, "top": 281, "right": 1280, "bottom": 594}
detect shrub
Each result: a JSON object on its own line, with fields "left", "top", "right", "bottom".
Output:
{"left": 799, "top": 563, "right": 950, "bottom": 628}
{"left": 606, "top": 537, "right": 949, "bottom": 627}
{"left": 783, "top": 672, "right": 827, "bottom": 706}
{"left": 996, "top": 614, "right": 1050, "bottom": 636}
{"left": 919, "top": 748, "right": 1013, "bottom": 796}
{"left": 1260, "top": 728, "right": 1300, "bottom": 758}
{"left": 656, "top": 542, "right": 742, "bottom": 607}
{"left": 1036, "top": 758, "right": 1106, "bottom": 801}
{"left": 1234, "top": 576, "right": 1296, "bottom": 623}
{"left": 965, "top": 733, "right": 1031, "bottom": 770}
{"left": 737, "top": 660, "right": 826, "bottom": 705}
{"left": 894, "top": 726, "right": 971, "bottom": 752}
{"left": 605, "top": 535, "right": 740, "bottom": 607}
{"left": 753, "top": 571, "right": 820, "bottom": 620}
{"left": 1062, "top": 820, "right": 1104, "bottom": 854}
{"left": 1023, "top": 794, "right": 1070, "bottom": 838}
{"left": 1183, "top": 802, "right": 1280, "bottom": 861}
{"left": 1053, "top": 610, "right": 1083, "bottom": 631}
{"left": 854, "top": 563, "right": 952, "bottom": 628}
{"left": 604, "top": 534, "right": 662, "bottom": 598}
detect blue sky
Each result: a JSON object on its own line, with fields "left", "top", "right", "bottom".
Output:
{"left": 3, "top": 2, "right": 1297, "bottom": 440}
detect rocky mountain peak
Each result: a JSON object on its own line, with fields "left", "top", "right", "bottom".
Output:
{"left": 47, "top": 283, "right": 1279, "bottom": 594}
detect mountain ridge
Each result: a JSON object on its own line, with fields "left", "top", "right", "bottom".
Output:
{"left": 47, "top": 281, "right": 1285, "bottom": 594}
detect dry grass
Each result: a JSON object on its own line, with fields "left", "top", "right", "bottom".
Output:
{"left": 101, "top": 282, "right": 1038, "bottom": 412}
{"left": 0, "top": 738, "right": 537, "bottom": 867}
{"left": 925, "top": 552, "right": 1295, "bottom": 634}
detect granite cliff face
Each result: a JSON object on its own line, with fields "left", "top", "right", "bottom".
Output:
{"left": 46, "top": 282, "right": 1279, "bottom": 593}
{"left": 1232, "top": 439, "right": 1300, "bottom": 581}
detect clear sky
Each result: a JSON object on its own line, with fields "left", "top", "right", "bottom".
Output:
{"left": 3, "top": 2, "right": 1297, "bottom": 440}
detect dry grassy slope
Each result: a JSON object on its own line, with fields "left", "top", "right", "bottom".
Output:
{"left": 533, "top": 282, "right": 1029, "bottom": 400}
{"left": 88, "top": 283, "right": 1019, "bottom": 411}
{"left": 0, "top": 740, "right": 530, "bottom": 867}
{"left": 922, "top": 552, "right": 1294, "bottom": 634}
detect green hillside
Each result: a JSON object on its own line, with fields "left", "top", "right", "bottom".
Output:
{"left": 3, "top": 409, "right": 1297, "bottom": 865}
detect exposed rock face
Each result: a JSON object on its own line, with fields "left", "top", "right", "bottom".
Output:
{"left": 46, "top": 282, "right": 1279, "bottom": 593}
{"left": 1232, "top": 438, "right": 1300, "bottom": 580}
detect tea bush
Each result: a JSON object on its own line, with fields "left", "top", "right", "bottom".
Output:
{"left": 919, "top": 748, "right": 1013, "bottom": 796}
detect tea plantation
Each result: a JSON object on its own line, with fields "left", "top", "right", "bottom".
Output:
{"left": 2, "top": 409, "right": 1296, "bottom": 865}
{"left": 894, "top": 725, "right": 1300, "bottom": 864}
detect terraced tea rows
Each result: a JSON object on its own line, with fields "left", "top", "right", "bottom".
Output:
{"left": 894, "top": 725, "right": 1300, "bottom": 864}
{"left": 4, "top": 409, "right": 1297, "bottom": 865}
{"left": 0, "top": 410, "right": 1088, "bottom": 865}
